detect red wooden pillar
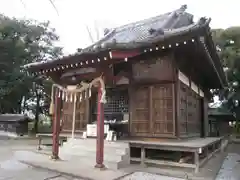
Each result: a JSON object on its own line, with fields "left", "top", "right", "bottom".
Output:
{"left": 95, "top": 85, "right": 105, "bottom": 168}
{"left": 51, "top": 87, "right": 62, "bottom": 160}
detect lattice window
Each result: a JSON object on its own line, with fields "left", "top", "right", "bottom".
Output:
{"left": 95, "top": 89, "right": 129, "bottom": 114}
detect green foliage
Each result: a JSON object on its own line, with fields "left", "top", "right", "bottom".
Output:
{"left": 0, "top": 14, "right": 62, "bottom": 132}
{"left": 233, "top": 121, "right": 240, "bottom": 135}
{"left": 212, "top": 27, "right": 240, "bottom": 119}
{"left": 38, "top": 114, "right": 52, "bottom": 133}
{"left": 28, "top": 116, "right": 52, "bottom": 134}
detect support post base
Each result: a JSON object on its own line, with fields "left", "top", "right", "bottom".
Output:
{"left": 94, "top": 163, "right": 106, "bottom": 170}
{"left": 50, "top": 155, "right": 60, "bottom": 161}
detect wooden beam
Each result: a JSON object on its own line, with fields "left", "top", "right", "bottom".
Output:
{"left": 149, "top": 86, "right": 153, "bottom": 136}
{"left": 51, "top": 88, "right": 62, "bottom": 160}
{"left": 111, "top": 50, "right": 141, "bottom": 59}
{"left": 95, "top": 83, "right": 105, "bottom": 169}
{"left": 140, "top": 147, "right": 146, "bottom": 166}
{"left": 194, "top": 151, "right": 200, "bottom": 173}
{"left": 131, "top": 157, "right": 196, "bottom": 169}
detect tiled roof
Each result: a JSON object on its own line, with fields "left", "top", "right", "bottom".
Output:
{"left": 83, "top": 5, "right": 194, "bottom": 52}
{"left": 23, "top": 5, "right": 210, "bottom": 69}
{"left": 208, "top": 108, "right": 235, "bottom": 117}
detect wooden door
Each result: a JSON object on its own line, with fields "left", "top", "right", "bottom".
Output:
{"left": 130, "top": 84, "right": 175, "bottom": 137}
{"left": 62, "top": 99, "right": 89, "bottom": 133}
{"left": 130, "top": 86, "right": 150, "bottom": 137}
{"left": 151, "top": 84, "right": 174, "bottom": 137}
{"left": 62, "top": 101, "right": 73, "bottom": 133}
{"left": 75, "top": 99, "right": 89, "bottom": 131}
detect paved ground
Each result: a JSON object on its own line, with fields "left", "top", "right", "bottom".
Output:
{"left": 120, "top": 172, "right": 184, "bottom": 180}
{"left": 0, "top": 135, "right": 240, "bottom": 180}
{"left": 0, "top": 136, "right": 185, "bottom": 180}
{"left": 215, "top": 143, "right": 240, "bottom": 180}
{"left": 0, "top": 136, "right": 82, "bottom": 180}
{"left": 121, "top": 143, "right": 240, "bottom": 180}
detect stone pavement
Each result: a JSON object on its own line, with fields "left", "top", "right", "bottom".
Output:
{"left": 16, "top": 150, "right": 128, "bottom": 180}
{"left": 0, "top": 155, "right": 83, "bottom": 180}
{"left": 1, "top": 136, "right": 240, "bottom": 180}
{"left": 215, "top": 143, "right": 240, "bottom": 180}
{"left": 120, "top": 172, "right": 184, "bottom": 180}
{"left": 0, "top": 136, "right": 82, "bottom": 180}
{"left": 215, "top": 153, "right": 240, "bottom": 180}
{"left": 15, "top": 148, "right": 222, "bottom": 180}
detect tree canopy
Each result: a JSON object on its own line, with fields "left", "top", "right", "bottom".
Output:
{"left": 0, "top": 14, "right": 62, "bottom": 131}
{"left": 212, "top": 27, "right": 240, "bottom": 119}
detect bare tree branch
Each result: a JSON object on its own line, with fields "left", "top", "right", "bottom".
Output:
{"left": 48, "top": 0, "right": 59, "bottom": 16}
{"left": 20, "top": 0, "right": 59, "bottom": 16}
{"left": 94, "top": 20, "right": 100, "bottom": 41}
{"left": 20, "top": 0, "right": 27, "bottom": 10}
{"left": 85, "top": 25, "right": 94, "bottom": 43}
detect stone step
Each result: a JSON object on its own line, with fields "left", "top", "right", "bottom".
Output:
{"left": 61, "top": 144, "right": 129, "bottom": 155}
{"left": 60, "top": 148, "right": 128, "bottom": 162}
{"left": 59, "top": 154, "right": 126, "bottom": 170}
{"left": 60, "top": 138, "right": 130, "bottom": 170}
{"left": 65, "top": 138, "right": 129, "bottom": 148}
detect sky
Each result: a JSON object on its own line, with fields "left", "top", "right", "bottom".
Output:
{"left": 0, "top": 0, "right": 239, "bottom": 55}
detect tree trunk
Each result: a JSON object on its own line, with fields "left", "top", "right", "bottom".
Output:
{"left": 20, "top": 96, "right": 27, "bottom": 114}
{"left": 34, "top": 94, "right": 40, "bottom": 133}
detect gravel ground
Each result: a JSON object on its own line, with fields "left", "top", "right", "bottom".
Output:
{"left": 120, "top": 172, "right": 184, "bottom": 180}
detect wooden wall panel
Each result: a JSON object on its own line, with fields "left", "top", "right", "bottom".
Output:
{"left": 132, "top": 56, "right": 174, "bottom": 82}
{"left": 203, "top": 97, "right": 209, "bottom": 137}
{"left": 179, "top": 82, "right": 187, "bottom": 135}
{"left": 61, "top": 101, "right": 73, "bottom": 132}
{"left": 61, "top": 97, "right": 88, "bottom": 133}
{"left": 152, "top": 84, "right": 174, "bottom": 136}
{"left": 187, "top": 90, "right": 200, "bottom": 136}
{"left": 75, "top": 99, "right": 88, "bottom": 130}
{"left": 130, "top": 84, "right": 175, "bottom": 138}
{"left": 178, "top": 81, "right": 201, "bottom": 137}
{"left": 130, "top": 86, "right": 150, "bottom": 136}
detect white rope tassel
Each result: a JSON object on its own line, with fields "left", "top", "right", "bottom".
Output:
{"left": 79, "top": 93, "right": 82, "bottom": 102}
{"left": 88, "top": 88, "right": 91, "bottom": 98}
{"left": 65, "top": 92, "right": 68, "bottom": 102}
{"left": 100, "top": 88, "right": 107, "bottom": 104}
{"left": 74, "top": 93, "right": 77, "bottom": 102}
{"left": 51, "top": 75, "right": 105, "bottom": 104}
{"left": 62, "top": 91, "right": 65, "bottom": 101}
{"left": 58, "top": 89, "right": 61, "bottom": 98}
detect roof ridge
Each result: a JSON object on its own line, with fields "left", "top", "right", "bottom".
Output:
{"left": 115, "top": 12, "right": 171, "bottom": 32}
{"left": 112, "top": 5, "right": 189, "bottom": 32}
{"left": 80, "top": 5, "right": 191, "bottom": 52}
